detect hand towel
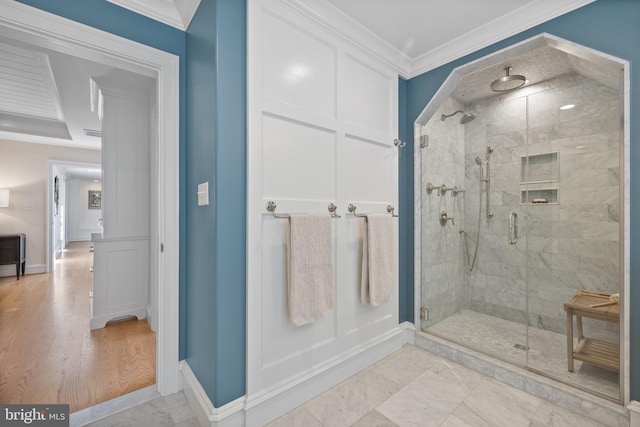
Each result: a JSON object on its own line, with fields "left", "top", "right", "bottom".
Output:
{"left": 288, "top": 214, "right": 334, "bottom": 326}
{"left": 361, "top": 214, "right": 393, "bottom": 306}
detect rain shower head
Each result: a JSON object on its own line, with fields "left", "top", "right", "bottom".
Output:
{"left": 490, "top": 67, "right": 527, "bottom": 92}
{"left": 441, "top": 110, "right": 476, "bottom": 124}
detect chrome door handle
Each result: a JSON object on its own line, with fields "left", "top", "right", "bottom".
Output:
{"left": 509, "top": 211, "right": 518, "bottom": 245}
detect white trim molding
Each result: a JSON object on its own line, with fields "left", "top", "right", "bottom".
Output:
{"left": 409, "top": 0, "right": 597, "bottom": 78}
{"left": 0, "top": 0, "right": 181, "bottom": 398}
{"left": 70, "top": 385, "right": 159, "bottom": 427}
{"left": 244, "top": 326, "right": 408, "bottom": 426}
{"left": 180, "top": 361, "right": 247, "bottom": 427}
{"left": 107, "top": 0, "right": 201, "bottom": 30}
{"left": 281, "top": 0, "right": 596, "bottom": 79}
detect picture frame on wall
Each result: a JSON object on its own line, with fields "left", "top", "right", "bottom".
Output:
{"left": 54, "top": 176, "right": 59, "bottom": 216}
{"left": 88, "top": 190, "right": 101, "bottom": 209}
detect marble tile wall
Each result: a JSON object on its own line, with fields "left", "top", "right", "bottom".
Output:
{"left": 464, "top": 73, "right": 621, "bottom": 339}
{"left": 420, "top": 98, "right": 467, "bottom": 329}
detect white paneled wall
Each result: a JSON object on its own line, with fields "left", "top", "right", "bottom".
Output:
{"left": 247, "top": 0, "right": 400, "bottom": 423}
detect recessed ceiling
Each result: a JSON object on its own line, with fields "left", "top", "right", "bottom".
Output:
{"left": 0, "top": 35, "right": 154, "bottom": 150}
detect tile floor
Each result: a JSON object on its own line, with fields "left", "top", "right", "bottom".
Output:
{"left": 88, "top": 345, "right": 613, "bottom": 427}
{"left": 426, "top": 309, "right": 619, "bottom": 398}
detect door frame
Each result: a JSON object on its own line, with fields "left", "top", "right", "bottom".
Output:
{"left": 0, "top": 0, "right": 181, "bottom": 397}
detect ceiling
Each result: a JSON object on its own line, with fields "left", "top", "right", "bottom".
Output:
{"left": 0, "top": 0, "right": 597, "bottom": 153}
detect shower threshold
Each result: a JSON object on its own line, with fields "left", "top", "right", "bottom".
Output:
{"left": 414, "top": 310, "right": 627, "bottom": 427}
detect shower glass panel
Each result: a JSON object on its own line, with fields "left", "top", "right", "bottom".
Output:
{"left": 420, "top": 96, "right": 528, "bottom": 367}
{"left": 524, "top": 72, "right": 621, "bottom": 400}
{"left": 419, "top": 43, "right": 623, "bottom": 402}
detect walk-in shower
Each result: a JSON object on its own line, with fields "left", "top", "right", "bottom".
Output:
{"left": 417, "top": 36, "right": 625, "bottom": 403}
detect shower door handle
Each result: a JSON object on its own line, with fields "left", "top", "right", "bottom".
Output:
{"left": 509, "top": 211, "right": 518, "bottom": 245}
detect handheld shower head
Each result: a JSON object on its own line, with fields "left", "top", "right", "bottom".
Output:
{"left": 475, "top": 157, "right": 483, "bottom": 165}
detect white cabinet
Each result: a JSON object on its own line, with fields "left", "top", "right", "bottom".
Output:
{"left": 90, "top": 80, "right": 151, "bottom": 329}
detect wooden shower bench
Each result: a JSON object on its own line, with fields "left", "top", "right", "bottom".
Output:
{"left": 564, "top": 290, "right": 619, "bottom": 372}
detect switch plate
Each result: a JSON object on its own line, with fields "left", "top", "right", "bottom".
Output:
{"left": 23, "top": 203, "right": 34, "bottom": 211}
{"left": 197, "top": 182, "right": 209, "bottom": 206}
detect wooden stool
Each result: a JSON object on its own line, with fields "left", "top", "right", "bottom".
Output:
{"left": 564, "top": 290, "right": 619, "bottom": 372}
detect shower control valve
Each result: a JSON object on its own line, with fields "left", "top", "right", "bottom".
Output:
{"left": 440, "top": 185, "right": 455, "bottom": 196}
{"left": 451, "top": 186, "right": 466, "bottom": 197}
{"left": 440, "top": 211, "right": 455, "bottom": 226}
{"left": 426, "top": 182, "right": 446, "bottom": 195}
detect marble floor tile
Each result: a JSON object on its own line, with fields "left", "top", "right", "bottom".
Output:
{"left": 376, "top": 369, "right": 473, "bottom": 427}
{"left": 266, "top": 406, "right": 322, "bottom": 427}
{"left": 87, "top": 400, "right": 174, "bottom": 427}
{"left": 439, "top": 414, "right": 474, "bottom": 427}
{"left": 351, "top": 409, "right": 399, "bottom": 427}
{"left": 530, "top": 401, "right": 609, "bottom": 427}
{"left": 83, "top": 347, "right": 618, "bottom": 427}
{"left": 425, "top": 309, "right": 619, "bottom": 398}
{"left": 303, "top": 367, "right": 402, "bottom": 427}
{"left": 452, "top": 378, "right": 541, "bottom": 427}
{"left": 370, "top": 344, "right": 448, "bottom": 387}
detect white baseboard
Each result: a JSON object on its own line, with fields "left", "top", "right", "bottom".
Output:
{"left": 180, "top": 361, "right": 246, "bottom": 427}
{"left": 629, "top": 401, "right": 640, "bottom": 427}
{"left": 244, "top": 325, "right": 409, "bottom": 426}
{"left": 90, "top": 308, "right": 147, "bottom": 329}
{"left": 401, "top": 321, "right": 416, "bottom": 345}
{"left": 70, "top": 385, "right": 158, "bottom": 427}
{"left": 0, "top": 264, "right": 45, "bottom": 278}
{"left": 180, "top": 324, "right": 413, "bottom": 427}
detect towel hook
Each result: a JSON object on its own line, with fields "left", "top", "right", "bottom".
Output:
{"left": 393, "top": 139, "right": 406, "bottom": 148}
{"left": 348, "top": 203, "right": 367, "bottom": 218}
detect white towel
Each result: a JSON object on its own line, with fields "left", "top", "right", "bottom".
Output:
{"left": 288, "top": 214, "right": 334, "bottom": 326}
{"left": 361, "top": 214, "right": 393, "bottom": 306}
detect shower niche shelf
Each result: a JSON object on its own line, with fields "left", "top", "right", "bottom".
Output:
{"left": 520, "top": 152, "right": 559, "bottom": 205}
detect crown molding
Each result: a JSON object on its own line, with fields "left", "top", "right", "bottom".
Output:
{"left": 278, "top": 0, "right": 596, "bottom": 80}
{"left": 408, "top": 0, "right": 596, "bottom": 78}
{"left": 106, "top": 0, "right": 201, "bottom": 30}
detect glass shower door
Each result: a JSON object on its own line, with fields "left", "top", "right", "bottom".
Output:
{"left": 524, "top": 74, "right": 622, "bottom": 401}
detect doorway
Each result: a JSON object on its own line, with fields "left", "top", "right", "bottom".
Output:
{"left": 0, "top": 0, "right": 180, "bottom": 411}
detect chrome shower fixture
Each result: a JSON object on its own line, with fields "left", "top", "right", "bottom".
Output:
{"left": 490, "top": 67, "right": 527, "bottom": 92}
{"left": 441, "top": 110, "right": 476, "bottom": 124}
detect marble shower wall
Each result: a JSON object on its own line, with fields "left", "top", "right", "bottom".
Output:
{"left": 465, "top": 73, "right": 621, "bottom": 339}
{"left": 420, "top": 98, "right": 467, "bottom": 330}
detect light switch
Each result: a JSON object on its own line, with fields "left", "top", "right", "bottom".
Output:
{"left": 23, "top": 203, "right": 34, "bottom": 211}
{"left": 197, "top": 182, "right": 209, "bottom": 206}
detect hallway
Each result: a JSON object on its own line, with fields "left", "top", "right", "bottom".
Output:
{"left": 0, "top": 241, "right": 155, "bottom": 412}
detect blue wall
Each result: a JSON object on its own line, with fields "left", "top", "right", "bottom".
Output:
{"left": 398, "top": 78, "right": 412, "bottom": 322}
{"left": 185, "top": 0, "right": 247, "bottom": 407}
{"left": 403, "top": 0, "right": 640, "bottom": 398}
{"left": 15, "top": 0, "right": 248, "bottom": 407}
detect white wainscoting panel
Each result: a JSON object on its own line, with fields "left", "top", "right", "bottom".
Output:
{"left": 344, "top": 53, "right": 393, "bottom": 133}
{"left": 247, "top": 0, "right": 399, "bottom": 424}
{"left": 262, "top": 114, "right": 336, "bottom": 200}
{"left": 262, "top": 11, "right": 337, "bottom": 119}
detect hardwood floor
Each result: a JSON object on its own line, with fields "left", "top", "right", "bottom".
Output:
{"left": 0, "top": 241, "right": 156, "bottom": 412}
